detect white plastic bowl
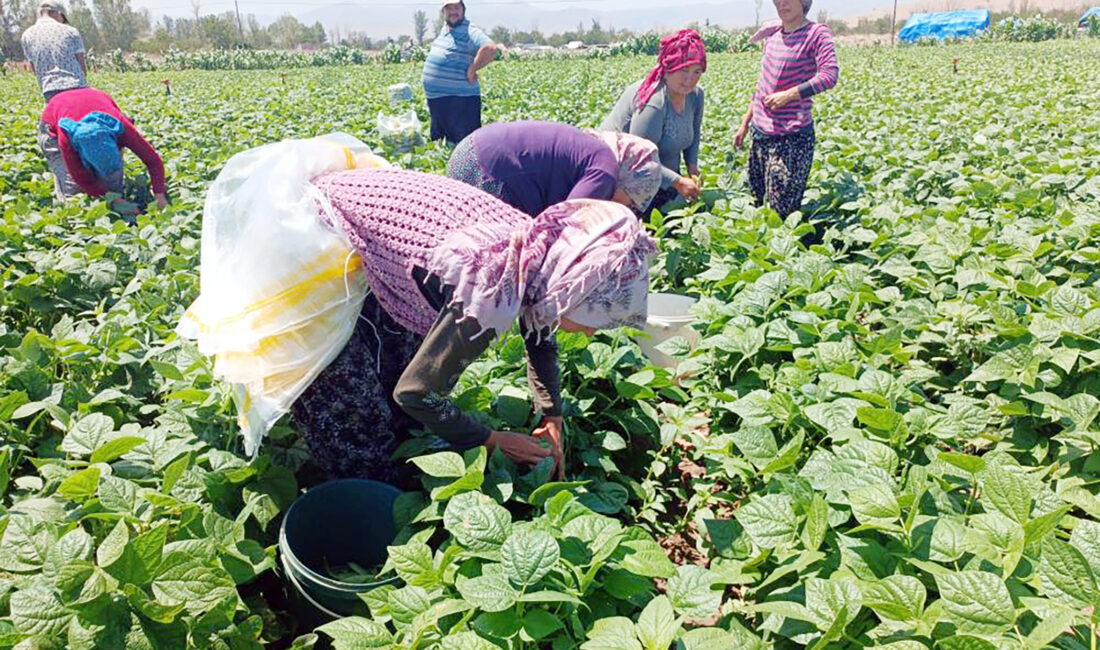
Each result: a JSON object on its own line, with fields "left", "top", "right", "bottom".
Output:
{"left": 634, "top": 293, "right": 700, "bottom": 368}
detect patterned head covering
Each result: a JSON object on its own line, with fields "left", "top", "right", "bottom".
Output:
{"left": 585, "top": 129, "right": 661, "bottom": 212}
{"left": 58, "top": 111, "right": 124, "bottom": 179}
{"left": 635, "top": 29, "right": 707, "bottom": 111}
{"left": 424, "top": 199, "right": 656, "bottom": 338}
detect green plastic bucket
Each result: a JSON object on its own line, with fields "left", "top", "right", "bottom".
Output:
{"left": 279, "top": 479, "right": 401, "bottom": 621}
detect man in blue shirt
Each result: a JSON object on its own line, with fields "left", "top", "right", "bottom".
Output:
{"left": 421, "top": 0, "right": 498, "bottom": 144}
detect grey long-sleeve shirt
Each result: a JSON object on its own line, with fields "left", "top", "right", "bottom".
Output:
{"left": 600, "top": 80, "right": 705, "bottom": 189}
{"left": 392, "top": 268, "right": 561, "bottom": 449}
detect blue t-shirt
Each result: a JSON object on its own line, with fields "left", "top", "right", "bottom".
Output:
{"left": 421, "top": 20, "right": 490, "bottom": 99}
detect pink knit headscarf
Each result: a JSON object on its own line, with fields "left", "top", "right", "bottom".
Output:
{"left": 424, "top": 199, "right": 656, "bottom": 338}
{"left": 635, "top": 29, "right": 708, "bottom": 111}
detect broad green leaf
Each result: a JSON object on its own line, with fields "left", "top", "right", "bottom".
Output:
{"left": 443, "top": 492, "right": 512, "bottom": 552}
{"left": 1039, "top": 538, "right": 1096, "bottom": 608}
{"left": 801, "top": 493, "right": 829, "bottom": 552}
{"left": 411, "top": 451, "right": 466, "bottom": 478}
{"left": 805, "top": 577, "right": 861, "bottom": 629}
{"left": 980, "top": 462, "right": 1035, "bottom": 524}
{"left": 58, "top": 466, "right": 101, "bottom": 501}
{"left": 151, "top": 557, "right": 236, "bottom": 615}
{"left": 618, "top": 538, "right": 675, "bottom": 579}
{"left": 935, "top": 571, "right": 1016, "bottom": 636}
{"left": 937, "top": 636, "right": 999, "bottom": 650}
{"left": 62, "top": 413, "right": 115, "bottom": 457}
{"left": 522, "top": 609, "right": 563, "bottom": 640}
{"left": 9, "top": 586, "right": 73, "bottom": 637}
{"left": 317, "top": 617, "right": 394, "bottom": 649}
{"left": 848, "top": 483, "right": 901, "bottom": 527}
{"left": 388, "top": 585, "right": 432, "bottom": 627}
{"left": 635, "top": 595, "right": 679, "bottom": 650}
{"left": 862, "top": 574, "right": 926, "bottom": 621}
{"left": 90, "top": 435, "right": 145, "bottom": 464}
{"left": 501, "top": 528, "right": 559, "bottom": 587}
{"left": 441, "top": 632, "right": 500, "bottom": 650}
{"left": 581, "top": 616, "right": 641, "bottom": 650}
{"left": 735, "top": 493, "right": 798, "bottom": 549}
{"left": 1070, "top": 519, "right": 1100, "bottom": 577}
{"left": 667, "top": 565, "right": 721, "bottom": 619}
{"left": 387, "top": 542, "right": 440, "bottom": 589}
{"left": 458, "top": 574, "right": 518, "bottom": 613}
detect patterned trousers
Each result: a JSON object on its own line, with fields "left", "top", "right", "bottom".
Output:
{"left": 748, "top": 128, "right": 816, "bottom": 218}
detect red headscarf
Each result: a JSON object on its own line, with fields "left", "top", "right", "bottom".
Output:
{"left": 634, "top": 29, "right": 707, "bottom": 111}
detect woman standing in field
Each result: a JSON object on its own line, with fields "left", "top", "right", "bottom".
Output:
{"left": 601, "top": 29, "right": 707, "bottom": 213}
{"left": 446, "top": 120, "right": 662, "bottom": 217}
{"left": 290, "top": 169, "right": 655, "bottom": 486}
{"left": 734, "top": 0, "right": 839, "bottom": 218}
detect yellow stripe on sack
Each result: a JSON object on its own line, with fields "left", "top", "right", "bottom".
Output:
{"left": 185, "top": 251, "right": 363, "bottom": 333}
{"left": 343, "top": 146, "right": 356, "bottom": 169}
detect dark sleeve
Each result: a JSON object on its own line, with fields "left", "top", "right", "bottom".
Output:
{"left": 684, "top": 88, "right": 704, "bottom": 169}
{"left": 521, "top": 323, "right": 562, "bottom": 417}
{"left": 118, "top": 121, "right": 167, "bottom": 194}
{"left": 393, "top": 304, "right": 494, "bottom": 449}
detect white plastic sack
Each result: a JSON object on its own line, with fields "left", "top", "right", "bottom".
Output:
{"left": 387, "top": 83, "right": 414, "bottom": 106}
{"left": 177, "top": 133, "right": 389, "bottom": 456}
{"left": 376, "top": 109, "right": 423, "bottom": 152}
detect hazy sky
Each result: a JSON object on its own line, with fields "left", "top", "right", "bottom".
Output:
{"left": 132, "top": 0, "right": 892, "bottom": 23}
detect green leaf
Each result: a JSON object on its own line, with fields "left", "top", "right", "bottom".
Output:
{"left": 317, "top": 617, "right": 394, "bottom": 649}
{"left": 618, "top": 538, "right": 675, "bottom": 579}
{"left": 801, "top": 493, "right": 829, "bottom": 552}
{"left": 443, "top": 492, "right": 512, "bottom": 552}
{"left": 1070, "top": 519, "right": 1100, "bottom": 577}
{"left": 501, "top": 528, "right": 559, "bottom": 587}
{"left": 736, "top": 493, "right": 798, "bottom": 549}
{"left": 938, "top": 451, "right": 986, "bottom": 476}
{"left": 581, "top": 616, "right": 641, "bottom": 650}
{"left": 863, "top": 574, "right": 926, "bottom": 621}
{"left": 636, "top": 595, "right": 680, "bottom": 650}
{"left": 411, "top": 451, "right": 466, "bottom": 478}
{"left": 667, "top": 565, "right": 721, "bottom": 619}
{"left": 980, "top": 462, "right": 1035, "bottom": 524}
{"left": 9, "top": 586, "right": 73, "bottom": 638}
{"left": 935, "top": 571, "right": 1016, "bottom": 636}
{"left": 761, "top": 430, "right": 804, "bottom": 476}
{"left": 1039, "top": 538, "right": 1097, "bottom": 608}
{"left": 90, "top": 435, "right": 145, "bottom": 464}
{"left": 929, "top": 517, "right": 968, "bottom": 563}
{"left": 387, "top": 541, "right": 440, "bottom": 590}
{"left": 97, "top": 520, "right": 129, "bottom": 567}
{"left": 848, "top": 483, "right": 900, "bottom": 527}
{"left": 805, "top": 577, "right": 861, "bottom": 629}
{"left": 58, "top": 466, "right": 101, "bottom": 501}
{"left": 522, "top": 609, "right": 563, "bottom": 640}
{"left": 458, "top": 574, "right": 518, "bottom": 613}
{"left": 857, "top": 406, "right": 902, "bottom": 431}
{"left": 151, "top": 557, "right": 236, "bottom": 615}
{"left": 442, "top": 631, "right": 501, "bottom": 650}
{"left": 388, "top": 585, "right": 432, "bottom": 627}
{"left": 937, "top": 636, "right": 999, "bottom": 650}
{"left": 62, "top": 413, "right": 115, "bottom": 457}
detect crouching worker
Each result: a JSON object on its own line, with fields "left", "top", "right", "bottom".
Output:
{"left": 292, "top": 169, "right": 656, "bottom": 486}
{"left": 39, "top": 87, "right": 168, "bottom": 211}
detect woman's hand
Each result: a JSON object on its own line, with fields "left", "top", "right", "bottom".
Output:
{"left": 531, "top": 416, "right": 564, "bottom": 480}
{"left": 763, "top": 87, "right": 801, "bottom": 110}
{"left": 154, "top": 192, "right": 169, "bottom": 210}
{"left": 673, "top": 175, "right": 701, "bottom": 201}
{"left": 486, "top": 430, "right": 553, "bottom": 468}
{"left": 686, "top": 164, "right": 701, "bottom": 179}
{"left": 734, "top": 122, "right": 751, "bottom": 149}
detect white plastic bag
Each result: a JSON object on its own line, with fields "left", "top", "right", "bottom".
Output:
{"left": 387, "top": 83, "right": 414, "bottom": 106}
{"left": 177, "top": 132, "right": 389, "bottom": 456}
{"left": 376, "top": 109, "right": 423, "bottom": 152}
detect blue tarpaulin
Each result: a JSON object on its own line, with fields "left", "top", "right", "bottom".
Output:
{"left": 898, "top": 10, "right": 991, "bottom": 42}
{"left": 1081, "top": 7, "right": 1100, "bottom": 26}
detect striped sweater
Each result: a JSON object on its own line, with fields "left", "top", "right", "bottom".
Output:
{"left": 752, "top": 22, "right": 839, "bottom": 136}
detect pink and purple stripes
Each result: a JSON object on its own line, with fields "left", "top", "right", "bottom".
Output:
{"left": 752, "top": 22, "right": 839, "bottom": 136}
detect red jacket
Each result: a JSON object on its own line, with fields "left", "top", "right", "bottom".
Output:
{"left": 40, "top": 88, "right": 167, "bottom": 196}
